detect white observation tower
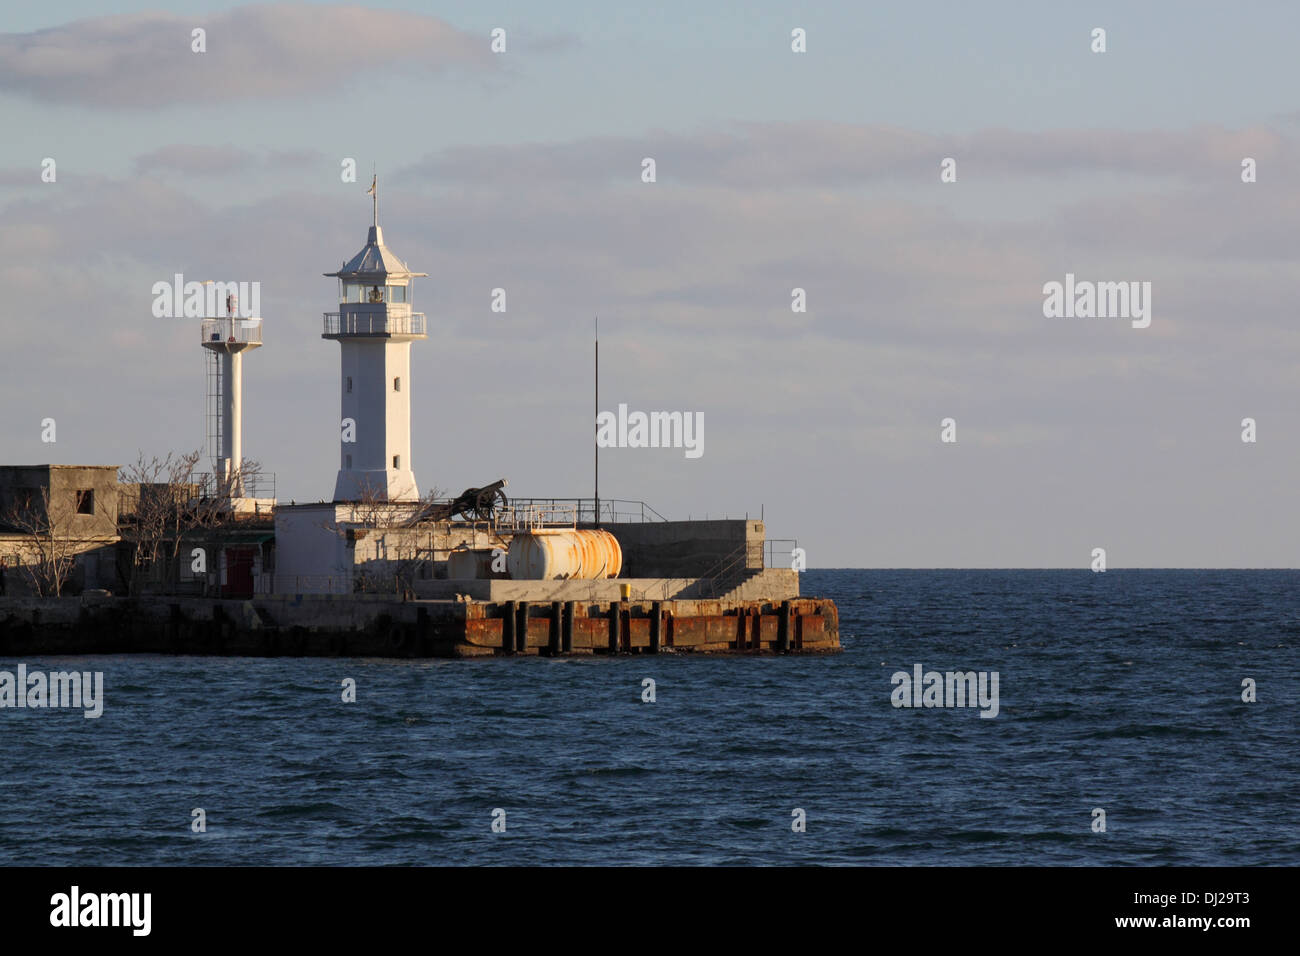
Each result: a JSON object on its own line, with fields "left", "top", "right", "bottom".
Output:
{"left": 323, "top": 179, "right": 427, "bottom": 502}
{"left": 202, "top": 292, "right": 262, "bottom": 501}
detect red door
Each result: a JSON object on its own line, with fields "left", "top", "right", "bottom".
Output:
{"left": 223, "top": 547, "right": 255, "bottom": 598}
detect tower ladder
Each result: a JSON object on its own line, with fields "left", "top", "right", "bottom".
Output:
{"left": 206, "top": 349, "right": 224, "bottom": 475}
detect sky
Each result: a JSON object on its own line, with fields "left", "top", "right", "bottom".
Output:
{"left": 1, "top": 1, "right": 1298, "bottom": 567}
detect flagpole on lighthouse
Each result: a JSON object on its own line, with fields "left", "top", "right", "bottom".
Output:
{"left": 368, "top": 172, "right": 378, "bottom": 228}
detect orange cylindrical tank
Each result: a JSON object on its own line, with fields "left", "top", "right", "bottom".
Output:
{"left": 506, "top": 529, "right": 623, "bottom": 580}
{"left": 571, "top": 529, "right": 622, "bottom": 578}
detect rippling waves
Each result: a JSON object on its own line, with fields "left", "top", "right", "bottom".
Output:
{"left": 2, "top": 570, "right": 1296, "bottom": 865}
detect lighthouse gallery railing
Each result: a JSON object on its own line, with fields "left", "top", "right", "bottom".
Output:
{"left": 322, "top": 312, "right": 426, "bottom": 336}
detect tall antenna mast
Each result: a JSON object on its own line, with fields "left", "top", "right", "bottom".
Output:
{"left": 594, "top": 315, "right": 600, "bottom": 528}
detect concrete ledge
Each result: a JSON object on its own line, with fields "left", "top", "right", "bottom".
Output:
{"left": 414, "top": 578, "right": 697, "bottom": 602}
{"left": 411, "top": 568, "right": 801, "bottom": 602}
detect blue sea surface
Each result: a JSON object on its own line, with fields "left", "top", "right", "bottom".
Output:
{"left": 1, "top": 570, "right": 1296, "bottom": 865}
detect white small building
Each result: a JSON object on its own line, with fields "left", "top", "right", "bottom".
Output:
{"left": 272, "top": 501, "right": 506, "bottom": 595}
{"left": 274, "top": 502, "right": 371, "bottom": 594}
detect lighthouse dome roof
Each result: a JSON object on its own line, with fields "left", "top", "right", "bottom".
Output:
{"left": 325, "top": 225, "right": 427, "bottom": 280}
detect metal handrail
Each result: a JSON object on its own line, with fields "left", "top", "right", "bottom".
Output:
{"left": 765, "top": 538, "right": 799, "bottom": 571}
{"left": 188, "top": 472, "right": 277, "bottom": 500}
{"left": 495, "top": 503, "right": 578, "bottom": 531}
{"left": 697, "top": 541, "right": 760, "bottom": 599}
{"left": 323, "top": 312, "right": 426, "bottom": 336}
{"left": 201, "top": 317, "right": 262, "bottom": 345}
{"left": 507, "top": 498, "right": 668, "bottom": 524}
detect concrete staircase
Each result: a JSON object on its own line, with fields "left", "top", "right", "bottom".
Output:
{"left": 705, "top": 567, "right": 798, "bottom": 602}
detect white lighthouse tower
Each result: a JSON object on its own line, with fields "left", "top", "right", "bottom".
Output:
{"left": 323, "top": 181, "right": 427, "bottom": 502}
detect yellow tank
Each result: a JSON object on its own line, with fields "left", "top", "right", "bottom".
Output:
{"left": 506, "top": 529, "right": 623, "bottom": 580}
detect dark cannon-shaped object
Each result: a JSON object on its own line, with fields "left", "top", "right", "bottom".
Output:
{"left": 410, "top": 479, "right": 509, "bottom": 524}
{"left": 455, "top": 479, "right": 509, "bottom": 520}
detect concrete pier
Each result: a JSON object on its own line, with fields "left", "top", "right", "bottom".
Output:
{"left": 0, "top": 593, "right": 840, "bottom": 658}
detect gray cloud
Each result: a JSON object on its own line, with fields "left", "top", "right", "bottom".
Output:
{"left": 0, "top": 4, "right": 493, "bottom": 108}
{"left": 132, "top": 144, "right": 326, "bottom": 176}
{"left": 401, "top": 121, "right": 1294, "bottom": 188}
{"left": 0, "top": 166, "right": 37, "bottom": 186}
{"left": 133, "top": 144, "right": 258, "bottom": 176}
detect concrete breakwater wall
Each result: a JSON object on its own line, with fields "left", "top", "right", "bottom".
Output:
{"left": 0, "top": 594, "right": 840, "bottom": 657}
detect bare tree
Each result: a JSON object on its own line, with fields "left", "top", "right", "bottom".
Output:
{"left": 0, "top": 485, "right": 113, "bottom": 597}
{"left": 1, "top": 487, "right": 75, "bottom": 596}
{"left": 119, "top": 450, "right": 265, "bottom": 595}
